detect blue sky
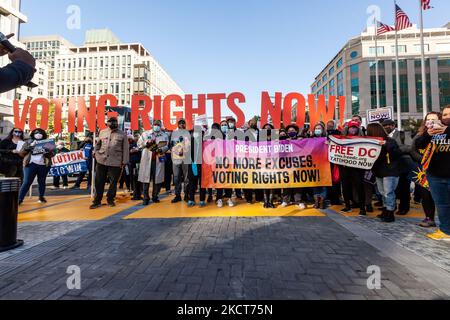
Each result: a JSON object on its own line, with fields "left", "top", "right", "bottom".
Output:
{"left": 21, "top": 0, "right": 450, "bottom": 117}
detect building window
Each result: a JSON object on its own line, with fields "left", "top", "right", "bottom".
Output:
{"left": 391, "top": 45, "right": 407, "bottom": 54}
{"left": 329, "top": 67, "right": 335, "bottom": 76}
{"left": 438, "top": 59, "right": 450, "bottom": 107}
{"left": 439, "top": 73, "right": 450, "bottom": 107}
{"left": 351, "top": 77, "right": 360, "bottom": 115}
{"left": 350, "top": 51, "right": 358, "bottom": 59}
{"left": 350, "top": 63, "right": 359, "bottom": 74}
{"left": 337, "top": 58, "right": 343, "bottom": 69}
{"left": 438, "top": 59, "right": 450, "bottom": 67}
{"left": 369, "top": 60, "right": 385, "bottom": 70}
{"left": 392, "top": 74, "right": 409, "bottom": 113}
{"left": 369, "top": 60, "right": 387, "bottom": 109}
{"left": 413, "top": 44, "right": 429, "bottom": 53}
{"left": 370, "top": 75, "right": 387, "bottom": 109}
{"left": 369, "top": 47, "right": 385, "bottom": 55}
{"left": 322, "top": 74, "right": 328, "bottom": 82}
{"left": 392, "top": 60, "right": 407, "bottom": 70}
{"left": 337, "top": 71, "right": 344, "bottom": 97}
{"left": 415, "top": 73, "right": 432, "bottom": 113}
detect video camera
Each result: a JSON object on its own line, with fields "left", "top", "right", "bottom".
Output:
{"left": 0, "top": 32, "right": 37, "bottom": 88}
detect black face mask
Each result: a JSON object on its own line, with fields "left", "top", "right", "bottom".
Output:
{"left": 442, "top": 118, "right": 450, "bottom": 127}
{"left": 279, "top": 135, "right": 288, "bottom": 141}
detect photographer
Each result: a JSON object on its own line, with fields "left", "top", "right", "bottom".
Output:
{"left": 0, "top": 33, "right": 36, "bottom": 93}
{"left": 0, "top": 128, "right": 25, "bottom": 178}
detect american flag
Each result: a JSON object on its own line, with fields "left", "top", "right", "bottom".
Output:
{"left": 395, "top": 5, "right": 413, "bottom": 31}
{"left": 422, "top": 0, "right": 432, "bottom": 10}
{"left": 377, "top": 21, "right": 395, "bottom": 35}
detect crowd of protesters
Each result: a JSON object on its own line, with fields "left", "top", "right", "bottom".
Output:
{"left": 0, "top": 105, "right": 449, "bottom": 241}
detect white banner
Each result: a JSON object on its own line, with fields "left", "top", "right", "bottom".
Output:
{"left": 328, "top": 135, "right": 383, "bottom": 170}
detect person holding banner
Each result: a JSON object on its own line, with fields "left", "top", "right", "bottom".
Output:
{"left": 71, "top": 137, "right": 93, "bottom": 190}
{"left": 51, "top": 141, "right": 70, "bottom": 190}
{"left": 138, "top": 120, "right": 170, "bottom": 206}
{"left": 280, "top": 124, "right": 307, "bottom": 210}
{"left": 311, "top": 122, "right": 327, "bottom": 209}
{"left": 338, "top": 121, "right": 367, "bottom": 216}
{"left": 325, "top": 121, "right": 343, "bottom": 206}
{"left": 186, "top": 125, "right": 209, "bottom": 208}
{"left": 261, "top": 123, "right": 276, "bottom": 209}
{"left": 367, "top": 123, "right": 402, "bottom": 223}
{"left": 416, "top": 106, "right": 450, "bottom": 241}
{"left": 243, "top": 118, "right": 263, "bottom": 205}
{"left": 0, "top": 128, "right": 25, "bottom": 179}
{"left": 18, "top": 128, "right": 55, "bottom": 205}
{"left": 216, "top": 120, "right": 235, "bottom": 208}
{"left": 227, "top": 117, "right": 244, "bottom": 201}
{"left": 90, "top": 117, "right": 129, "bottom": 209}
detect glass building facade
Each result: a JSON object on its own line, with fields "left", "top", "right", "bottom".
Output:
{"left": 369, "top": 61, "right": 386, "bottom": 109}
{"left": 392, "top": 60, "right": 409, "bottom": 113}
{"left": 438, "top": 59, "right": 450, "bottom": 107}
{"left": 350, "top": 63, "right": 360, "bottom": 115}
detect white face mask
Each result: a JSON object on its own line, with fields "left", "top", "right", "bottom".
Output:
{"left": 34, "top": 133, "right": 43, "bottom": 140}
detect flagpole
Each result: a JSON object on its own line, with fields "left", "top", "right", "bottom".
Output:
{"left": 419, "top": 0, "right": 428, "bottom": 118}
{"left": 375, "top": 19, "right": 381, "bottom": 109}
{"left": 395, "top": 1, "right": 402, "bottom": 131}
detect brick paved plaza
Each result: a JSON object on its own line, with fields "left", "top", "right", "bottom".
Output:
{"left": 1, "top": 189, "right": 449, "bottom": 300}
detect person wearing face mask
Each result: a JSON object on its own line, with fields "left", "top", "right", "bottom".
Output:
{"left": 280, "top": 124, "right": 307, "bottom": 210}
{"left": 186, "top": 124, "right": 212, "bottom": 208}
{"left": 338, "top": 121, "right": 367, "bottom": 216}
{"left": 138, "top": 120, "right": 170, "bottom": 206}
{"left": 170, "top": 118, "right": 191, "bottom": 203}
{"left": 243, "top": 118, "right": 264, "bottom": 204}
{"left": 311, "top": 123, "right": 328, "bottom": 209}
{"left": 90, "top": 117, "right": 129, "bottom": 209}
{"left": 18, "top": 128, "right": 55, "bottom": 205}
{"left": 227, "top": 117, "right": 244, "bottom": 200}
{"left": 367, "top": 123, "right": 401, "bottom": 223}
{"left": 0, "top": 128, "right": 25, "bottom": 179}
{"left": 71, "top": 137, "right": 94, "bottom": 190}
{"left": 411, "top": 112, "right": 441, "bottom": 228}
{"left": 261, "top": 123, "right": 276, "bottom": 208}
{"left": 129, "top": 134, "right": 142, "bottom": 201}
{"left": 51, "top": 141, "right": 70, "bottom": 190}
{"left": 381, "top": 119, "right": 414, "bottom": 216}
{"left": 118, "top": 135, "right": 135, "bottom": 193}
{"left": 215, "top": 120, "right": 235, "bottom": 208}
{"left": 344, "top": 119, "right": 377, "bottom": 213}
{"left": 416, "top": 105, "right": 450, "bottom": 241}
{"left": 325, "top": 121, "right": 343, "bottom": 206}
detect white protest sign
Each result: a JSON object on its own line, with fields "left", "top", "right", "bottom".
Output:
{"left": 328, "top": 135, "right": 383, "bottom": 170}
{"left": 367, "top": 107, "right": 393, "bottom": 123}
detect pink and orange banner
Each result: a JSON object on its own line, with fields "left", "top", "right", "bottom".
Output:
{"left": 201, "top": 138, "right": 332, "bottom": 189}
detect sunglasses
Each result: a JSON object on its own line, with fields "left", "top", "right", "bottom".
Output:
{"left": 13, "top": 130, "right": 23, "bottom": 134}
